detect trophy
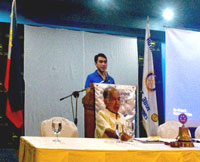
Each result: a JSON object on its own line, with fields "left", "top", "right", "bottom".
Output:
{"left": 175, "top": 113, "right": 194, "bottom": 147}
{"left": 177, "top": 114, "right": 191, "bottom": 141}
{"left": 165, "top": 113, "right": 194, "bottom": 147}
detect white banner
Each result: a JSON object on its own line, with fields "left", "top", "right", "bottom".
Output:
{"left": 166, "top": 28, "right": 200, "bottom": 127}
{"left": 142, "top": 18, "right": 159, "bottom": 136}
{"left": 94, "top": 83, "right": 136, "bottom": 131}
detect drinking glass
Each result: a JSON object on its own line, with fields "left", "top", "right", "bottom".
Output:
{"left": 115, "top": 123, "right": 124, "bottom": 142}
{"left": 52, "top": 119, "right": 62, "bottom": 142}
{"left": 125, "top": 120, "right": 135, "bottom": 141}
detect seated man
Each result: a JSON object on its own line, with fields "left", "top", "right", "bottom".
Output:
{"left": 95, "top": 87, "right": 131, "bottom": 141}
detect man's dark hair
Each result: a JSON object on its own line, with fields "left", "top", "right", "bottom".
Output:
{"left": 94, "top": 53, "right": 107, "bottom": 63}
{"left": 103, "top": 87, "right": 117, "bottom": 99}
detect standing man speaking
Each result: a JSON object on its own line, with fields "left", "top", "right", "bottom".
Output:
{"left": 85, "top": 53, "right": 115, "bottom": 92}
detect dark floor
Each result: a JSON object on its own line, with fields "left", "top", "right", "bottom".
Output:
{"left": 0, "top": 149, "right": 18, "bottom": 162}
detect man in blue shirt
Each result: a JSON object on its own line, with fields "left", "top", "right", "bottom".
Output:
{"left": 85, "top": 53, "right": 115, "bottom": 92}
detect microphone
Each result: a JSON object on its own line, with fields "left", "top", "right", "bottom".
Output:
{"left": 104, "top": 72, "right": 111, "bottom": 83}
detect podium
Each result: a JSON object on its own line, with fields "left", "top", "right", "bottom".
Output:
{"left": 82, "top": 83, "right": 95, "bottom": 138}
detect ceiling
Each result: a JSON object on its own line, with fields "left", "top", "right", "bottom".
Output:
{"left": 17, "top": 0, "right": 200, "bottom": 31}
{"left": 1, "top": 0, "right": 200, "bottom": 39}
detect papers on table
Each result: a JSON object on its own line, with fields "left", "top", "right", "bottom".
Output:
{"left": 134, "top": 138, "right": 176, "bottom": 143}
{"left": 192, "top": 139, "right": 200, "bottom": 143}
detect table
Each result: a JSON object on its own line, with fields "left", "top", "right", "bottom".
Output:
{"left": 19, "top": 136, "right": 200, "bottom": 162}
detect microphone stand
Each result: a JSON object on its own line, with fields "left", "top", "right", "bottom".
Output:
{"left": 60, "top": 88, "right": 86, "bottom": 126}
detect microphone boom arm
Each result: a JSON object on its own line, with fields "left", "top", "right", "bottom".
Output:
{"left": 59, "top": 88, "right": 86, "bottom": 126}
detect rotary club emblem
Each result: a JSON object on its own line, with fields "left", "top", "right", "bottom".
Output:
{"left": 145, "top": 72, "right": 156, "bottom": 92}
{"left": 178, "top": 113, "right": 187, "bottom": 124}
{"left": 151, "top": 113, "right": 158, "bottom": 122}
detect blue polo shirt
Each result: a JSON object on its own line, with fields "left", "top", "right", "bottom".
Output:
{"left": 85, "top": 70, "right": 115, "bottom": 88}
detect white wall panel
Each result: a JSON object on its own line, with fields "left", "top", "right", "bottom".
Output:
{"left": 24, "top": 25, "right": 138, "bottom": 136}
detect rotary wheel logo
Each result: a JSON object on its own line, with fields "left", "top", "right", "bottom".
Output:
{"left": 145, "top": 72, "right": 156, "bottom": 92}
{"left": 151, "top": 113, "right": 158, "bottom": 122}
{"left": 178, "top": 113, "right": 187, "bottom": 124}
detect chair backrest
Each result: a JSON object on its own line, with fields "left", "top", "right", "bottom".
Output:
{"left": 40, "top": 117, "right": 78, "bottom": 137}
{"left": 157, "top": 121, "right": 182, "bottom": 139}
{"left": 195, "top": 126, "right": 200, "bottom": 138}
